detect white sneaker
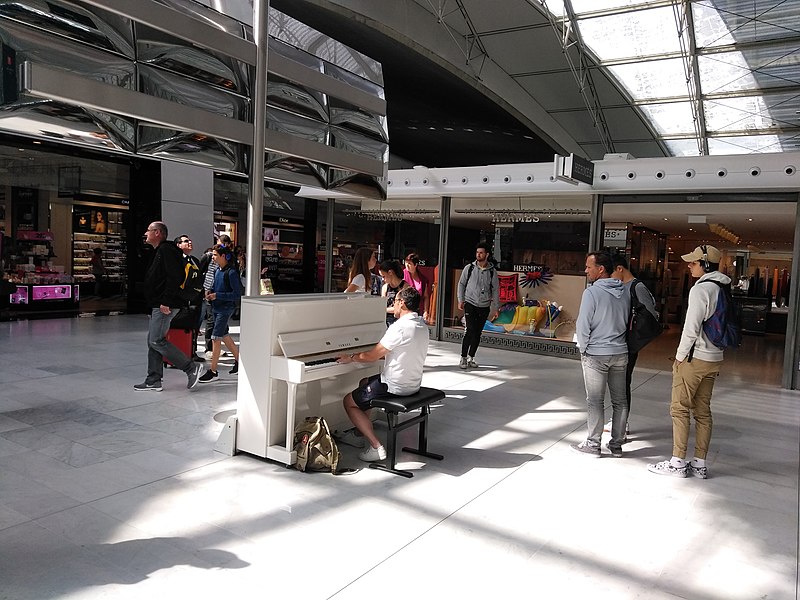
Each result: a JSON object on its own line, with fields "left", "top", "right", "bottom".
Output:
{"left": 467, "top": 358, "right": 478, "bottom": 368}
{"left": 459, "top": 357, "right": 468, "bottom": 369}
{"left": 333, "top": 428, "right": 365, "bottom": 448}
{"left": 358, "top": 444, "right": 387, "bottom": 462}
{"left": 603, "top": 420, "right": 612, "bottom": 432}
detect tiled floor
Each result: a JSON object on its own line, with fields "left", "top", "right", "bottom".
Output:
{"left": 0, "top": 315, "right": 797, "bottom": 599}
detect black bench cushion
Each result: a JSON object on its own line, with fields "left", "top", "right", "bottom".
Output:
{"left": 369, "top": 387, "right": 445, "bottom": 413}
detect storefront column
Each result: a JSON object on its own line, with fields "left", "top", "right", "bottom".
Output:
{"left": 589, "top": 194, "right": 602, "bottom": 252}
{"left": 782, "top": 194, "right": 800, "bottom": 389}
{"left": 434, "top": 195, "right": 450, "bottom": 341}
{"left": 324, "top": 198, "right": 334, "bottom": 293}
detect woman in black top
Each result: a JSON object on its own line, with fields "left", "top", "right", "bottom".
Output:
{"left": 379, "top": 260, "right": 407, "bottom": 326}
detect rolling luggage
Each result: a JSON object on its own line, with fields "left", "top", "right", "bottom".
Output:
{"left": 164, "top": 327, "right": 192, "bottom": 366}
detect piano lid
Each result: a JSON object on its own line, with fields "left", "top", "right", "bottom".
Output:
{"left": 277, "top": 323, "right": 385, "bottom": 359}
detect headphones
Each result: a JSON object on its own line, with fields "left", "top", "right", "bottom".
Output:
{"left": 219, "top": 245, "right": 233, "bottom": 262}
{"left": 699, "top": 245, "right": 711, "bottom": 273}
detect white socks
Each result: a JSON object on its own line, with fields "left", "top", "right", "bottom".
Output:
{"left": 690, "top": 457, "right": 706, "bottom": 467}
{"left": 669, "top": 457, "right": 687, "bottom": 468}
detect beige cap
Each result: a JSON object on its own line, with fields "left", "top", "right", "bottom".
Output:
{"left": 681, "top": 245, "right": 721, "bottom": 263}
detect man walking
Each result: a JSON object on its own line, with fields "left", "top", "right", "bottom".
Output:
{"left": 571, "top": 251, "right": 630, "bottom": 458}
{"left": 134, "top": 221, "right": 203, "bottom": 392}
{"left": 608, "top": 254, "right": 659, "bottom": 436}
{"left": 457, "top": 243, "right": 499, "bottom": 369}
{"left": 648, "top": 245, "right": 729, "bottom": 478}
{"left": 199, "top": 234, "right": 232, "bottom": 355}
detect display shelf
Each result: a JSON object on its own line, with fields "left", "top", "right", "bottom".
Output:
{"left": 72, "top": 230, "right": 127, "bottom": 284}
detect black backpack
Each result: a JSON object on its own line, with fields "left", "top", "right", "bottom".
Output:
{"left": 626, "top": 280, "right": 662, "bottom": 353}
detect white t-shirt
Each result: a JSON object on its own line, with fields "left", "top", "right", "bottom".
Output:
{"left": 379, "top": 312, "right": 429, "bottom": 395}
{"left": 346, "top": 273, "right": 366, "bottom": 292}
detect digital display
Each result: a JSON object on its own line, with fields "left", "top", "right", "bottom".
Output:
{"left": 10, "top": 286, "right": 28, "bottom": 305}
{"left": 32, "top": 285, "right": 72, "bottom": 301}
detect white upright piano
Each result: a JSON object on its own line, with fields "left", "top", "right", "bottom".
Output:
{"left": 224, "top": 293, "right": 385, "bottom": 465}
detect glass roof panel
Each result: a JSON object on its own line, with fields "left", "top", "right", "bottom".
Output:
{"left": 708, "top": 135, "right": 782, "bottom": 154}
{"left": 578, "top": 7, "right": 681, "bottom": 61}
{"left": 691, "top": 2, "right": 736, "bottom": 47}
{"left": 663, "top": 139, "right": 703, "bottom": 157}
{"left": 569, "top": 0, "right": 656, "bottom": 15}
{"left": 608, "top": 59, "right": 687, "bottom": 100}
{"left": 705, "top": 96, "right": 777, "bottom": 132}
{"left": 701, "top": 46, "right": 800, "bottom": 95}
{"left": 693, "top": 0, "right": 800, "bottom": 46}
{"left": 538, "top": 0, "right": 800, "bottom": 156}
{"left": 638, "top": 102, "right": 696, "bottom": 135}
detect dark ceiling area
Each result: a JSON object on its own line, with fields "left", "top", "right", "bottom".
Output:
{"left": 271, "top": 0, "right": 557, "bottom": 169}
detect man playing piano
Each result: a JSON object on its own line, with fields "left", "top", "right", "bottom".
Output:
{"left": 336, "top": 287, "right": 429, "bottom": 462}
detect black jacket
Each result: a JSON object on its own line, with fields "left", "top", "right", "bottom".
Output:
{"left": 144, "top": 241, "right": 186, "bottom": 308}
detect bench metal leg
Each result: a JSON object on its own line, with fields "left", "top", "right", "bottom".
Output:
{"left": 368, "top": 406, "right": 443, "bottom": 478}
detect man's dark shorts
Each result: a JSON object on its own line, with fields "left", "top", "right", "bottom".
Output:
{"left": 351, "top": 374, "right": 398, "bottom": 410}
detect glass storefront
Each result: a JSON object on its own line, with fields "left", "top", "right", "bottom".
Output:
{"left": 0, "top": 140, "right": 131, "bottom": 318}
{"left": 443, "top": 196, "right": 593, "bottom": 344}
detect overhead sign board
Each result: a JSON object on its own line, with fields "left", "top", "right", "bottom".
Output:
{"left": 553, "top": 153, "right": 595, "bottom": 185}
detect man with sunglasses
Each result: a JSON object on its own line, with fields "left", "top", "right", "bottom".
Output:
{"left": 334, "top": 287, "right": 429, "bottom": 462}
{"left": 175, "top": 235, "right": 204, "bottom": 362}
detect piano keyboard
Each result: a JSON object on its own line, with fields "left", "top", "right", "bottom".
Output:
{"left": 305, "top": 357, "right": 339, "bottom": 368}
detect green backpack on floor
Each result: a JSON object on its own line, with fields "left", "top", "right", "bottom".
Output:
{"left": 293, "top": 416, "right": 340, "bottom": 474}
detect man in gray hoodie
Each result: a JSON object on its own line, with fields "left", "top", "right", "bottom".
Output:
{"left": 648, "top": 245, "right": 729, "bottom": 479}
{"left": 571, "top": 251, "right": 631, "bottom": 458}
{"left": 457, "top": 243, "right": 500, "bottom": 369}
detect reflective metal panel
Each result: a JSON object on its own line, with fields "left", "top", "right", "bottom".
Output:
{"left": 137, "top": 22, "right": 250, "bottom": 95}
{"left": 138, "top": 123, "right": 245, "bottom": 171}
{"left": 266, "top": 105, "right": 327, "bottom": 144}
{"left": 0, "top": 17, "right": 135, "bottom": 88}
{"left": 0, "top": 0, "right": 134, "bottom": 57}
{"left": 323, "top": 61, "right": 385, "bottom": 104}
{"left": 138, "top": 64, "right": 248, "bottom": 120}
{"left": 328, "top": 126, "right": 387, "bottom": 199}
{"left": 330, "top": 105, "right": 388, "bottom": 143}
{"left": 267, "top": 77, "right": 326, "bottom": 123}
{"left": 0, "top": 96, "right": 135, "bottom": 151}
{"left": 264, "top": 151, "right": 328, "bottom": 188}
{"left": 267, "top": 9, "right": 383, "bottom": 87}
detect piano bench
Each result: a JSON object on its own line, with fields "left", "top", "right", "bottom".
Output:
{"left": 368, "top": 387, "right": 445, "bottom": 478}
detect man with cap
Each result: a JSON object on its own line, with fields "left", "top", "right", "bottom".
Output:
{"left": 648, "top": 245, "right": 730, "bottom": 479}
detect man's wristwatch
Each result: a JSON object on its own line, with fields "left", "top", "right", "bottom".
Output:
{"left": 350, "top": 352, "right": 357, "bottom": 361}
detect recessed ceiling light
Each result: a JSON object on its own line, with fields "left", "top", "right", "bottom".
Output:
{"left": 663, "top": 218, "right": 668, "bottom": 221}
{"left": 748, "top": 218, "right": 753, "bottom": 221}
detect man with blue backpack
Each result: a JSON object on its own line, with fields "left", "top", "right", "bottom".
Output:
{"left": 648, "top": 245, "right": 739, "bottom": 479}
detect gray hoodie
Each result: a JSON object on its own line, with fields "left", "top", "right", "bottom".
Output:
{"left": 576, "top": 277, "right": 630, "bottom": 355}
{"left": 457, "top": 261, "right": 500, "bottom": 313}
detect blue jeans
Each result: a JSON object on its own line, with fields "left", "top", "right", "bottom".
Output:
{"left": 581, "top": 352, "right": 629, "bottom": 449}
{"left": 146, "top": 307, "right": 193, "bottom": 384}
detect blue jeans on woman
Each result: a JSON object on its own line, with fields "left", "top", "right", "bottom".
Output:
{"left": 580, "top": 352, "right": 629, "bottom": 450}
{"left": 146, "top": 307, "right": 193, "bottom": 385}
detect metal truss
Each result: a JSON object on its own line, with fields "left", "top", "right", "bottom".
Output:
{"left": 672, "top": 0, "right": 708, "bottom": 155}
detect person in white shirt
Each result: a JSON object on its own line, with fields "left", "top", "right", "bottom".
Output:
{"left": 648, "top": 245, "right": 730, "bottom": 479}
{"left": 335, "top": 287, "right": 429, "bottom": 462}
{"left": 344, "top": 247, "right": 377, "bottom": 293}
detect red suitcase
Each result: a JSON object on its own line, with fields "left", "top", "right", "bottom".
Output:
{"left": 164, "top": 327, "right": 193, "bottom": 366}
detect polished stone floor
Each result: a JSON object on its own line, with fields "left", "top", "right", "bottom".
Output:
{"left": 0, "top": 316, "right": 797, "bottom": 599}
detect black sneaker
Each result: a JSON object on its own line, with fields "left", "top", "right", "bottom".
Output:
{"left": 187, "top": 363, "right": 203, "bottom": 389}
{"left": 229, "top": 361, "right": 238, "bottom": 375}
{"left": 133, "top": 381, "right": 162, "bottom": 392}
{"left": 605, "top": 443, "right": 623, "bottom": 458}
{"left": 198, "top": 369, "right": 218, "bottom": 383}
